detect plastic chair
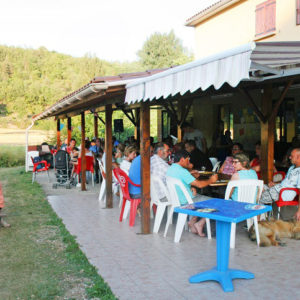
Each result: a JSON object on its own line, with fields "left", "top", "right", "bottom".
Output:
{"left": 272, "top": 171, "right": 286, "bottom": 183}
{"left": 97, "top": 159, "right": 106, "bottom": 208}
{"left": 28, "top": 151, "right": 39, "bottom": 170}
{"left": 75, "top": 156, "right": 95, "bottom": 186}
{"left": 276, "top": 187, "right": 299, "bottom": 219}
{"left": 225, "top": 179, "right": 264, "bottom": 248}
{"left": 113, "top": 168, "right": 141, "bottom": 227}
{"left": 212, "top": 161, "right": 221, "bottom": 172}
{"left": 209, "top": 157, "right": 218, "bottom": 169}
{"left": 164, "top": 176, "right": 211, "bottom": 242}
{"left": 150, "top": 177, "right": 172, "bottom": 233}
{"left": 31, "top": 157, "right": 50, "bottom": 183}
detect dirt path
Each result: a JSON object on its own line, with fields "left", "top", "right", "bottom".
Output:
{"left": 0, "top": 128, "right": 54, "bottom": 145}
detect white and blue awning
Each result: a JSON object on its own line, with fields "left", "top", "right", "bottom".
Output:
{"left": 125, "top": 41, "right": 300, "bottom": 104}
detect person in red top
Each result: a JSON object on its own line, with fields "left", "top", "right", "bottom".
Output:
{"left": 0, "top": 183, "right": 10, "bottom": 227}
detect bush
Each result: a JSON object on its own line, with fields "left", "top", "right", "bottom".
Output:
{"left": 0, "top": 145, "right": 25, "bottom": 167}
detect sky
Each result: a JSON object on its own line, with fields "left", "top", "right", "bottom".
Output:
{"left": 0, "top": 0, "right": 219, "bottom": 62}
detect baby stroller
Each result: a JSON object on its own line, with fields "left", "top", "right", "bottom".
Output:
{"left": 52, "top": 150, "right": 71, "bottom": 189}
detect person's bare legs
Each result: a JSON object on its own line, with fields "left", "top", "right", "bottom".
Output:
{"left": 188, "top": 216, "right": 198, "bottom": 234}
{"left": 194, "top": 218, "right": 206, "bottom": 237}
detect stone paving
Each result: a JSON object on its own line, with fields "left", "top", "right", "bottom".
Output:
{"left": 36, "top": 170, "right": 300, "bottom": 300}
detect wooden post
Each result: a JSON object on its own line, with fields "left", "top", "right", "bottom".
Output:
{"left": 260, "top": 85, "right": 274, "bottom": 183}
{"left": 140, "top": 103, "right": 151, "bottom": 234}
{"left": 81, "top": 112, "right": 86, "bottom": 191}
{"left": 105, "top": 104, "right": 113, "bottom": 208}
{"left": 67, "top": 117, "right": 71, "bottom": 145}
{"left": 177, "top": 101, "right": 183, "bottom": 142}
{"left": 134, "top": 108, "right": 140, "bottom": 143}
{"left": 56, "top": 119, "right": 61, "bottom": 150}
{"left": 94, "top": 115, "right": 98, "bottom": 138}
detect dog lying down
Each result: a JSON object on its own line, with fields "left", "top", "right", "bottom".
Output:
{"left": 249, "top": 219, "right": 300, "bottom": 247}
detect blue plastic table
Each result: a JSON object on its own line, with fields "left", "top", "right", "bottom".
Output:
{"left": 174, "top": 198, "right": 272, "bottom": 292}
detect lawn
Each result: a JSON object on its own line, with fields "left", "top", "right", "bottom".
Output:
{"left": 0, "top": 167, "right": 116, "bottom": 299}
{"left": 0, "top": 145, "right": 25, "bottom": 167}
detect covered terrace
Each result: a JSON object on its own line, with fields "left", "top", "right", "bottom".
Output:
{"left": 32, "top": 41, "right": 300, "bottom": 234}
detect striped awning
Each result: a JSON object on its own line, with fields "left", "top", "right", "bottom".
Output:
{"left": 125, "top": 41, "right": 300, "bottom": 104}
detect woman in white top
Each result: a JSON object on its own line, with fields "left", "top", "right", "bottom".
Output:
{"left": 120, "top": 145, "right": 138, "bottom": 174}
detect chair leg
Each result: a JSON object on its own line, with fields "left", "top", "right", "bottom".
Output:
{"left": 164, "top": 206, "right": 174, "bottom": 237}
{"left": 205, "top": 218, "right": 211, "bottom": 240}
{"left": 129, "top": 199, "right": 140, "bottom": 227}
{"left": 230, "top": 223, "right": 236, "bottom": 249}
{"left": 119, "top": 197, "right": 127, "bottom": 222}
{"left": 32, "top": 172, "right": 36, "bottom": 183}
{"left": 98, "top": 181, "right": 106, "bottom": 208}
{"left": 153, "top": 204, "right": 166, "bottom": 233}
{"left": 277, "top": 207, "right": 281, "bottom": 220}
{"left": 123, "top": 200, "right": 131, "bottom": 220}
{"left": 92, "top": 172, "right": 94, "bottom": 187}
{"left": 119, "top": 189, "right": 123, "bottom": 208}
{"left": 253, "top": 216, "right": 260, "bottom": 246}
{"left": 174, "top": 213, "right": 188, "bottom": 242}
{"left": 47, "top": 170, "right": 50, "bottom": 182}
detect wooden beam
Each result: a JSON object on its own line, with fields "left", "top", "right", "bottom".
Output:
{"left": 105, "top": 104, "right": 113, "bottom": 208}
{"left": 239, "top": 88, "right": 266, "bottom": 123}
{"left": 94, "top": 115, "right": 98, "bottom": 138}
{"left": 179, "top": 101, "right": 193, "bottom": 126}
{"left": 80, "top": 112, "right": 86, "bottom": 191}
{"left": 140, "top": 102, "right": 151, "bottom": 234}
{"left": 67, "top": 117, "right": 71, "bottom": 145}
{"left": 56, "top": 119, "right": 61, "bottom": 150}
{"left": 268, "top": 79, "right": 294, "bottom": 121}
{"left": 260, "top": 85, "right": 274, "bottom": 183}
{"left": 121, "top": 108, "right": 136, "bottom": 126}
{"left": 134, "top": 108, "right": 140, "bottom": 142}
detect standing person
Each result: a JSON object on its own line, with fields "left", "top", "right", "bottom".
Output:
{"left": 181, "top": 122, "right": 207, "bottom": 153}
{"left": 90, "top": 138, "right": 103, "bottom": 184}
{"left": 228, "top": 153, "right": 258, "bottom": 201}
{"left": 166, "top": 150, "right": 218, "bottom": 237}
{"left": 184, "top": 140, "right": 212, "bottom": 171}
{"left": 212, "top": 121, "right": 231, "bottom": 163}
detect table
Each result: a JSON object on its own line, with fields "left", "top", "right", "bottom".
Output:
{"left": 209, "top": 179, "right": 229, "bottom": 187}
{"left": 174, "top": 199, "right": 271, "bottom": 292}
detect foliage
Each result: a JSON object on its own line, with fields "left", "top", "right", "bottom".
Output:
{"left": 0, "top": 145, "right": 25, "bottom": 167}
{"left": 137, "top": 30, "right": 193, "bottom": 69}
{"left": 0, "top": 167, "right": 116, "bottom": 299}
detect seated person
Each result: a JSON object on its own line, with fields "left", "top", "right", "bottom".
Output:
{"left": 260, "top": 148, "right": 300, "bottom": 220}
{"left": 219, "top": 143, "right": 244, "bottom": 176}
{"left": 228, "top": 153, "right": 258, "bottom": 201}
{"left": 184, "top": 140, "right": 212, "bottom": 171}
{"left": 250, "top": 141, "right": 277, "bottom": 179}
{"left": 150, "top": 142, "right": 171, "bottom": 199}
{"left": 129, "top": 155, "right": 142, "bottom": 199}
{"left": 166, "top": 150, "right": 218, "bottom": 237}
{"left": 120, "top": 145, "right": 138, "bottom": 175}
{"left": 115, "top": 143, "right": 125, "bottom": 164}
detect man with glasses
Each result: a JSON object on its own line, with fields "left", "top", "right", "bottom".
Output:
{"left": 166, "top": 150, "right": 218, "bottom": 236}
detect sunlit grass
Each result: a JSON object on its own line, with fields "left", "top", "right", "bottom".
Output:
{"left": 0, "top": 145, "right": 25, "bottom": 167}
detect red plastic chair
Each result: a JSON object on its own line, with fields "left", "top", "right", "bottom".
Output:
{"left": 113, "top": 168, "right": 141, "bottom": 227}
{"left": 276, "top": 187, "right": 299, "bottom": 219}
{"left": 272, "top": 171, "right": 286, "bottom": 183}
{"left": 31, "top": 157, "right": 50, "bottom": 183}
{"left": 75, "top": 156, "right": 95, "bottom": 186}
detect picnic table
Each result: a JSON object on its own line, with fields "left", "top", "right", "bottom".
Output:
{"left": 174, "top": 199, "right": 271, "bottom": 292}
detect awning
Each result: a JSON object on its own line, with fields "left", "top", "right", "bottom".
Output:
{"left": 125, "top": 41, "right": 300, "bottom": 104}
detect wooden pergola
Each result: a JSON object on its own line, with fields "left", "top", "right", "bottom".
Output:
{"left": 33, "top": 42, "right": 300, "bottom": 234}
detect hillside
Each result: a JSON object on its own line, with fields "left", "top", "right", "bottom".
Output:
{"left": 0, "top": 45, "right": 143, "bottom": 129}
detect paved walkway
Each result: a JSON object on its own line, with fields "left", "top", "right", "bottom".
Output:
{"left": 37, "top": 170, "right": 300, "bottom": 300}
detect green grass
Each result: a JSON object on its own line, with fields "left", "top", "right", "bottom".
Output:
{"left": 0, "top": 167, "right": 116, "bottom": 299}
{"left": 0, "top": 145, "right": 25, "bottom": 167}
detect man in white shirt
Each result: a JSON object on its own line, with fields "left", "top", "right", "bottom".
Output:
{"left": 150, "top": 142, "right": 170, "bottom": 200}
{"left": 182, "top": 122, "right": 207, "bottom": 153}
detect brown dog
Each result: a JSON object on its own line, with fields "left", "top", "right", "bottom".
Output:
{"left": 249, "top": 219, "right": 300, "bottom": 246}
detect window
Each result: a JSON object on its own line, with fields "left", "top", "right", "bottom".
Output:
{"left": 297, "top": 0, "right": 300, "bottom": 25}
{"left": 255, "top": 0, "right": 276, "bottom": 38}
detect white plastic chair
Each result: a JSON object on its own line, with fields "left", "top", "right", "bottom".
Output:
{"left": 164, "top": 176, "right": 211, "bottom": 242}
{"left": 150, "top": 177, "right": 172, "bottom": 233}
{"left": 225, "top": 179, "right": 264, "bottom": 248}
{"left": 28, "top": 151, "right": 39, "bottom": 170}
{"left": 209, "top": 157, "right": 218, "bottom": 169}
{"left": 212, "top": 161, "right": 221, "bottom": 172}
{"left": 97, "top": 159, "right": 106, "bottom": 208}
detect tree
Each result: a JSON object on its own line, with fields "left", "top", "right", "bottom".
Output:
{"left": 137, "top": 30, "right": 193, "bottom": 69}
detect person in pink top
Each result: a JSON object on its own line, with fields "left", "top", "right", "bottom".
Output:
{"left": 219, "top": 143, "right": 244, "bottom": 176}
